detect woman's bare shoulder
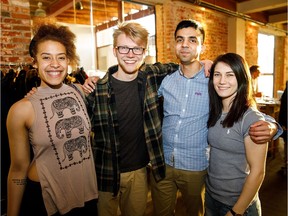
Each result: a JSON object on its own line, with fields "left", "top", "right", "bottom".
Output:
{"left": 8, "top": 98, "right": 34, "bottom": 126}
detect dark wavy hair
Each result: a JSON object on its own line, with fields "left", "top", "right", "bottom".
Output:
{"left": 207, "top": 53, "right": 256, "bottom": 128}
{"left": 29, "top": 24, "right": 79, "bottom": 70}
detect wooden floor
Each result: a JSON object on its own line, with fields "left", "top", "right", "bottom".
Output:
{"left": 259, "top": 138, "right": 287, "bottom": 216}
{"left": 143, "top": 137, "right": 287, "bottom": 216}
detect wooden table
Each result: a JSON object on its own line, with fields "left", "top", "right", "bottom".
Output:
{"left": 256, "top": 97, "right": 281, "bottom": 118}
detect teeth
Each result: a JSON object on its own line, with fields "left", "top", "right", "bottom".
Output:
{"left": 124, "top": 60, "right": 136, "bottom": 63}
{"left": 49, "top": 72, "right": 60, "bottom": 75}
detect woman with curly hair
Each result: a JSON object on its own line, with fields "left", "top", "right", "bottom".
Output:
{"left": 7, "top": 23, "right": 98, "bottom": 216}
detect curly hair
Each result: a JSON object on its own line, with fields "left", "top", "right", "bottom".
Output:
{"left": 29, "top": 24, "right": 79, "bottom": 70}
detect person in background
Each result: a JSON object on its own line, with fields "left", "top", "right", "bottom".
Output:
{"left": 206, "top": 53, "right": 268, "bottom": 216}
{"left": 279, "top": 81, "right": 287, "bottom": 176}
{"left": 14, "top": 68, "right": 27, "bottom": 101}
{"left": 150, "top": 19, "right": 281, "bottom": 216}
{"left": 1, "top": 69, "right": 5, "bottom": 78}
{"left": 7, "top": 23, "right": 98, "bottom": 216}
{"left": 71, "top": 67, "right": 88, "bottom": 85}
{"left": 249, "top": 65, "right": 262, "bottom": 97}
{"left": 25, "top": 66, "right": 41, "bottom": 92}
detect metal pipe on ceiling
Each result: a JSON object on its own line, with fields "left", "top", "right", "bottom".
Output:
{"left": 198, "top": 1, "right": 287, "bottom": 34}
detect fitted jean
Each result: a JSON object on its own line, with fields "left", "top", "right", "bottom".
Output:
{"left": 205, "top": 191, "right": 262, "bottom": 216}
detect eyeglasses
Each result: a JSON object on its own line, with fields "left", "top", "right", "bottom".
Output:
{"left": 115, "top": 46, "right": 145, "bottom": 55}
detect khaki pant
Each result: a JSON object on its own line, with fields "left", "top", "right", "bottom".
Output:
{"left": 150, "top": 165, "right": 207, "bottom": 216}
{"left": 97, "top": 167, "right": 148, "bottom": 216}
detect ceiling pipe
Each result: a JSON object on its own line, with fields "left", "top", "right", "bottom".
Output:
{"left": 198, "top": 1, "right": 287, "bottom": 34}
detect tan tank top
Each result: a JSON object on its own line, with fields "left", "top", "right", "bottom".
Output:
{"left": 27, "top": 84, "right": 98, "bottom": 215}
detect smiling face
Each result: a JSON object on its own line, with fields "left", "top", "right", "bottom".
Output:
{"left": 33, "top": 40, "right": 69, "bottom": 88}
{"left": 113, "top": 33, "right": 146, "bottom": 77}
{"left": 213, "top": 61, "right": 238, "bottom": 107}
{"left": 175, "top": 27, "right": 204, "bottom": 65}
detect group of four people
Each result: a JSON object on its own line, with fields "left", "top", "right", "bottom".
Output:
{"left": 7, "top": 18, "right": 282, "bottom": 216}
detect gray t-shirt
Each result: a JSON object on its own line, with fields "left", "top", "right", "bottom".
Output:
{"left": 206, "top": 107, "right": 264, "bottom": 206}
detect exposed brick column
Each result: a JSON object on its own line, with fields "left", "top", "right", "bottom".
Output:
{"left": 1, "top": 0, "right": 32, "bottom": 72}
{"left": 245, "top": 23, "right": 259, "bottom": 66}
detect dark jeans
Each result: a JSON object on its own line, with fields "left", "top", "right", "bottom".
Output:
{"left": 205, "top": 191, "right": 261, "bottom": 216}
{"left": 20, "top": 178, "right": 98, "bottom": 216}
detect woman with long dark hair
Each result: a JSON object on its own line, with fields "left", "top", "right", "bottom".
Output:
{"left": 205, "top": 53, "right": 268, "bottom": 216}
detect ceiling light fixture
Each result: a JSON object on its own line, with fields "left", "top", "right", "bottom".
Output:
{"left": 34, "top": 2, "right": 46, "bottom": 17}
{"left": 75, "top": 1, "right": 84, "bottom": 10}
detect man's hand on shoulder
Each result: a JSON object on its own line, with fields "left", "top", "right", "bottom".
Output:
{"left": 82, "top": 76, "right": 99, "bottom": 94}
{"left": 249, "top": 120, "right": 277, "bottom": 144}
{"left": 200, "top": 59, "right": 213, "bottom": 77}
{"left": 25, "top": 87, "right": 38, "bottom": 97}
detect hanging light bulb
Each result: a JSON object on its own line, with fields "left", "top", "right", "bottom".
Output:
{"left": 75, "top": 1, "right": 84, "bottom": 10}
{"left": 34, "top": 2, "right": 46, "bottom": 17}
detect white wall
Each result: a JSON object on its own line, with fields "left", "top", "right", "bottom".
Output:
{"left": 60, "top": 23, "right": 96, "bottom": 72}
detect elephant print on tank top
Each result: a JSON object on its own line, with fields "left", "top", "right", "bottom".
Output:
{"left": 62, "top": 136, "right": 88, "bottom": 162}
{"left": 50, "top": 97, "right": 80, "bottom": 119}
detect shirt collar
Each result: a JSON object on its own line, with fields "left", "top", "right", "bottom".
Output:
{"left": 178, "top": 62, "right": 204, "bottom": 79}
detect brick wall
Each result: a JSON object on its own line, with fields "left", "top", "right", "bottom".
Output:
{"left": 1, "top": 0, "right": 31, "bottom": 71}
{"left": 156, "top": 1, "right": 228, "bottom": 63}
{"left": 245, "top": 23, "right": 259, "bottom": 66}
{"left": 154, "top": 0, "right": 287, "bottom": 93}
{"left": 1, "top": 0, "right": 286, "bottom": 92}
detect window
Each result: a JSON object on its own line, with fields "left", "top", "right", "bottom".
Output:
{"left": 257, "top": 33, "right": 275, "bottom": 98}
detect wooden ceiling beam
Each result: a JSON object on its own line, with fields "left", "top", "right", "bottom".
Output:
{"left": 269, "top": 13, "right": 287, "bottom": 24}
{"left": 47, "top": 0, "right": 81, "bottom": 16}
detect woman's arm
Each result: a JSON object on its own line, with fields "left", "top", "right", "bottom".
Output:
{"left": 7, "top": 99, "right": 33, "bottom": 216}
{"left": 227, "top": 135, "right": 268, "bottom": 216}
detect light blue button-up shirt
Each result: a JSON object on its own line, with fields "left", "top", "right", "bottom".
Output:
{"left": 158, "top": 65, "right": 209, "bottom": 171}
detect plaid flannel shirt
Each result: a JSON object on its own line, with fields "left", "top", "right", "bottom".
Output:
{"left": 86, "top": 62, "right": 179, "bottom": 196}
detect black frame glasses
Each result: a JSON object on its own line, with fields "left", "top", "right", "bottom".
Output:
{"left": 115, "top": 46, "right": 145, "bottom": 55}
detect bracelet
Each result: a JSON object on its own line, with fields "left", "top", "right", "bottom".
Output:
{"left": 230, "top": 209, "right": 243, "bottom": 216}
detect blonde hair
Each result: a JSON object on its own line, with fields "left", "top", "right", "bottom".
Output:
{"left": 113, "top": 21, "right": 149, "bottom": 49}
